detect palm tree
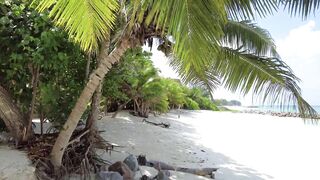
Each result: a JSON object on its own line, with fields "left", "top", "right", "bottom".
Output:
{"left": 34, "top": 0, "right": 320, "bottom": 168}
{"left": 0, "top": 86, "right": 28, "bottom": 142}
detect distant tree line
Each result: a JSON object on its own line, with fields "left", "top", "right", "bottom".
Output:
{"left": 214, "top": 99, "right": 242, "bottom": 106}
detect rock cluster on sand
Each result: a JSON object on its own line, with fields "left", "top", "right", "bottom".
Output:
{"left": 97, "top": 154, "right": 216, "bottom": 180}
{"left": 242, "top": 110, "right": 318, "bottom": 118}
{"left": 98, "top": 154, "right": 170, "bottom": 180}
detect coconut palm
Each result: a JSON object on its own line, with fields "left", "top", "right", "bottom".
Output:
{"left": 170, "top": 19, "right": 314, "bottom": 116}
{"left": 34, "top": 0, "right": 320, "bottom": 168}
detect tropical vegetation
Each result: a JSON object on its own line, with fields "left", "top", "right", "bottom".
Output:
{"left": 0, "top": 0, "right": 319, "bottom": 177}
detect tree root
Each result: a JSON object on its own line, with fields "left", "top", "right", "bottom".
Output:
{"left": 24, "top": 129, "right": 115, "bottom": 179}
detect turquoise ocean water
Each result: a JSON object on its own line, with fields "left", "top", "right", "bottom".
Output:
{"left": 251, "top": 105, "right": 320, "bottom": 113}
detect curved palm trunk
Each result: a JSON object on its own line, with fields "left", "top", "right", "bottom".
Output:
{"left": 25, "top": 65, "right": 39, "bottom": 141}
{"left": 87, "top": 39, "right": 110, "bottom": 129}
{"left": 0, "top": 85, "right": 28, "bottom": 143}
{"left": 50, "top": 40, "right": 130, "bottom": 168}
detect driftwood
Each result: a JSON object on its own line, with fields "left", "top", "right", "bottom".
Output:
{"left": 142, "top": 119, "right": 170, "bottom": 128}
{"left": 137, "top": 155, "right": 218, "bottom": 179}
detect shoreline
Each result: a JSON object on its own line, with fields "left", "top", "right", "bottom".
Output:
{"left": 224, "top": 105, "right": 319, "bottom": 118}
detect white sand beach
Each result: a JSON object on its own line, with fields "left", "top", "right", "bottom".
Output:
{"left": 2, "top": 110, "right": 320, "bottom": 180}
{"left": 0, "top": 145, "right": 35, "bottom": 180}
{"left": 99, "top": 110, "right": 320, "bottom": 180}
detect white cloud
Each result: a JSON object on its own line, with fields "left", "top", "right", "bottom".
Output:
{"left": 276, "top": 20, "right": 320, "bottom": 105}
{"left": 277, "top": 21, "right": 320, "bottom": 61}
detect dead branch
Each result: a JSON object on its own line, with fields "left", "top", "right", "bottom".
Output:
{"left": 142, "top": 119, "right": 170, "bottom": 128}
{"left": 68, "top": 129, "right": 90, "bottom": 145}
{"left": 138, "top": 155, "right": 218, "bottom": 178}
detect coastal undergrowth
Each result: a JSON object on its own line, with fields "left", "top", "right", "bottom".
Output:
{"left": 24, "top": 130, "right": 114, "bottom": 179}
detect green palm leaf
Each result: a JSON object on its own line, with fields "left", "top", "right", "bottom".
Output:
{"left": 223, "top": 20, "right": 278, "bottom": 56}
{"left": 137, "top": 0, "right": 226, "bottom": 72}
{"left": 34, "top": 0, "right": 119, "bottom": 52}
{"left": 132, "top": 0, "right": 226, "bottom": 92}
{"left": 169, "top": 55, "right": 220, "bottom": 93}
{"left": 279, "top": 0, "right": 320, "bottom": 18}
{"left": 226, "top": 0, "right": 278, "bottom": 19}
{"left": 215, "top": 47, "right": 316, "bottom": 119}
{"left": 219, "top": 20, "right": 317, "bottom": 118}
{"left": 170, "top": 19, "right": 316, "bottom": 118}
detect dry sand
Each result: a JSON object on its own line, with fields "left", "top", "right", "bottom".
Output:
{"left": 0, "top": 145, "right": 35, "bottom": 180}
{"left": 2, "top": 110, "right": 320, "bottom": 180}
{"left": 98, "top": 110, "right": 320, "bottom": 180}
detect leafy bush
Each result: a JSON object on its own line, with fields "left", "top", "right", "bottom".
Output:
{"left": 184, "top": 97, "right": 200, "bottom": 110}
{"left": 0, "top": 1, "right": 86, "bottom": 125}
{"left": 183, "top": 87, "right": 219, "bottom": 111}
{"left": 198, "top": 97, "right": 219, "bottom": 111}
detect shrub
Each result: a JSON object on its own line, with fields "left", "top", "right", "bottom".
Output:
{"left": 184, "top": 97, "right": 200, "bottom": 110}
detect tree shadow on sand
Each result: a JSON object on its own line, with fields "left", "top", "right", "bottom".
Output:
{"left": 100, "top": 111, "right": 273, "bottom": 180}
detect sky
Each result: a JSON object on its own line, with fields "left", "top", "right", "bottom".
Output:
{"left": 146, "top": 9, "right": 320, "bottom": 106}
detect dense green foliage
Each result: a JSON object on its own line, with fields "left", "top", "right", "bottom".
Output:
{"left": 0, "top": 0, "right": 317, "bottom": 130}
{"left": 183, "top": 87, "right": 219, "bottom": 111}
{"left": 0, "top": 0, "right": 219, "bottom": 129}
{"left": 103, "top": 48, "right": 219, "bottom": 116}
{"left": 0, "top": 1, "right": 86, "bottom": 124}
{"left": 34, "top": 0, "right": 318, "bottom": 118}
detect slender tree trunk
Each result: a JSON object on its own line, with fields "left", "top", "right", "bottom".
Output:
{"left": 104, "top": 98, "right": 109, "bottom": 115}
{"left": 112, "top": 99, "right": 130, "bottom": 118}
{"left": 0, "top": 85, "right": 27, "bottom": 143}
{"left": 134, "top": 99, "right": 140, "bottom": 112}
{"left": 86, "top": 85, "right": 102, "bottom": 129}
{"left": 133, "top": 100, "right": 136, "bottom": 113}
{"left": 40, "top": 111, "right": 44, "bottom": 135}
{"left": 87, "top": 39, "right": 110, "bottom": 129}
{"left": 50, "top": 39, "right": 130, "bottom": 168}
{"left": 25, "top": 65, "right": 39, "bottom": 140}
{"left": 85, "top": 55, "right": 91, "bottom": 80}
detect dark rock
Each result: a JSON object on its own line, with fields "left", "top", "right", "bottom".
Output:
{"left": 108, "top": 161, "right": 133, "bottom": 180}
{"left": 140, "top": 175, "right": 152, "bottom": 180}
{"left": 0, "top": 132, "right": 13, "bottom": 144}
{"left": 155, "top": 171, "right": 170, "bottom": 180}
{"left": 137, "top": 155, "right": 147, "bottom": 166}
{"left": 123, "top": 154, "right": 139, "bottom": 172}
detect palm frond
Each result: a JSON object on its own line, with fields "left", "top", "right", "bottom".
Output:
{"left": 136, "top": 0, "right": 226, "bottom": 93}
{"left": 169, "top": 55, "right": 220, "bottom": 93}
{"left": 169, "top": 19, "right": 316, "bottom": 118}
{"left": 226, "top": 0, "right": 278, "bottom": 20}
{"left": 34, "top": 0, "right": 119, "bottom": 52}
{"left": 223, "top": 20, "right": 278, "bottom": 57}
{"left": 219, "top": 20, "right": 316, "bottom": 118}
{"left": 279, "top": 0, "right": 320, "bottom": 18}
{"left": 216, "top": 47, "right": 317, "bottom": 118}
